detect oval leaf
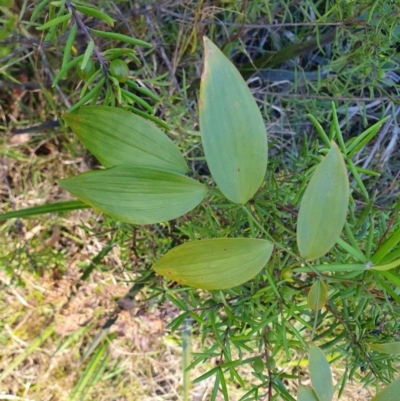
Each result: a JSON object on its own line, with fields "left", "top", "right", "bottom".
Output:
{"left": 371, "top": 377, "right": 400, "bottom": 401}
{"left": 367, "top": 341, "right": 400, "bottom": 354}
{"left": 153, "top": 238, "right": 273, "bottom": 289}
{"left": 298, "top": 386, "right": 319, "bottom": 401}
{"left": 309, "top": 346, "right": 334, "bottom": 401}
{"left": 58, "top": 166, "right": 207, "bottom": 224}
{"left": 307, "top": 279, "right": 328, "bottom": 310}
{"left": 297, "top": 142, "right": 349, "bottom": 260}
{"left": 199, "top": 37, "right": 268, "bottom": 204}
{"left": 62, "top": 106, "right": 188, "bottom": 174}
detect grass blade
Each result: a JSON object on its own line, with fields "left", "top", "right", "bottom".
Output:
{"left": 0, "top": 325, "right": 55, "bottom": 381}
{"left": 0, "top": 200, "right": 90, "bottom": 220}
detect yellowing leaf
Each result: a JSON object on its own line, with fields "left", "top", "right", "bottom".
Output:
{"left": 297, "top": 142, "right": 349, "bottom": 260}
{"left": 309, "top": 346, "right": 334, "bottom": 401}
{"left": 366, "top": 342, "right": 400, "bottom": 354}
{"left": 62, "top": 106, "right": 188, "bottom": 174}
{"left": 153, "top": 238, "right": 273, "bottom": 289}
{"left": 307, "top": 279, "right": 328, "bottom": 310}
{"left": 199, "top": 37, "right": 268, "bottom": 204}
{"left": 371, "top": 258, "right": 400, "bottom": 271}
{"left": 58, "top": 166, "right": 207, "bottom": 225}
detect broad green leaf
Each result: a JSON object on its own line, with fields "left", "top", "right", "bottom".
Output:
{"left": 62, "top": 106, "right": 188, "bottom": 174}
{"left": 366, "top": 342, "right": 400, "bottom": 354}
{"left": 307, "top": 279, "right": 328, "bottom": 310}
{"left": 298, "top": 386, "right": 319, "bottom": 401}
{"left": 0, "top": 200, "right": 89, "bottom": 220}
{"left": 58, "top": 166, "right": 207, "bottom": 225}
{"left": 297, "top": 142, "right": 349, "bottom": 260}
{"left": 371, "top": 377, "right": 400, "bottom": 401}
{"left": 309, "top": 346, "right": 334, "bottom": 401}
{"left": 153, "top": 238, "right": 273, "bottom": 289}
{"left": 199, "top": 37, "right": 268, "bottom": 204}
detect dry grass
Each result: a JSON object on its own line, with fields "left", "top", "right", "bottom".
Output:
{"left": 0, "top": 261, "right": 378, "bottom": 400}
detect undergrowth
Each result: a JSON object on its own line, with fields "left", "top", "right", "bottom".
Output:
{"left": 1, "top": 1, "right": 399, "bottom": 400}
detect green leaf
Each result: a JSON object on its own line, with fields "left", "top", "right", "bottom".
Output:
{"left": 297, "top": 142, "right": 349, "bottom": 260}
{"left": 307, "top": 279, "right": 328, "bottom": 310}
{"left": 36, "top": 12, "right": 71, "bottom": 30}
{"left": 80, "top": 39, "right": 95, "bottom": 71}
{"left": 0, "top": 14, "right": 16, "bottom": 40}
{"left": 62, "top": 106, "right": 187, "bottom": 174}
{"left": 366, "top": 342, "right": 400, "bottom": 354}
{"left": 68, "top": 77, "right": 105, "bottom": 112}
{"left": 58, "top": 166, "right": 207, "bottom": 225}
{"left": 345, "top": 117, "right": 389, "bottom": 157}
{"left": 74, "top": 5, "right": 115, "bottom": 26}
{"left": 153, "top": 238, "right": 273, "bottom": 290}
{"left": 377, "top": 270, "right": 400, "bottom": 287}
{"left": 121, "top": 88, "right": 153, "bottom": 112}
{"left": 53, "top": 55, "right": 85, "bottom": 87}
{"left": 298, "top": 386, "right": 319, "bottom": 401}
{"left": 371, "top": 377, "right": 400, "bottom": 401}
{"left": 69, "top": 340, "right": 109, "bottom": 401}
{"left": 0, "top": 200, "right": 89, "bottom": 220}
{"left": 372, "top": 225, "right": 400, "bottom": 264}
{"left": 372, "top": 258, "right": 400, "bottom": 271}
{"left": 0, "top": 0, "right": 14, "bottom": 7}
{"left": 199, "top": 37, "right": 268, "bottom": 204}
{"left": 90, "top": 29, "right": 152, "bottom": 48}
{"left": 309, "top": 346, "right": 334, "bottom": 401}
{"left": 61, "top": 23, "right": 77, "bottom": 79}
{"left": 31, "top": 0, "right": 49, "bottom": 22}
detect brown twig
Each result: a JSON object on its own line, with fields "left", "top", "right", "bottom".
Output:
{"left": 262, "top": 327, "right": 273, "bottom": 401}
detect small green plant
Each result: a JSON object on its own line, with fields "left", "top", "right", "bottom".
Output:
{"left": 31, "top": 0, "right": 163, "bottom": 123}
{"left": 2, "top": 35, "right": 400, "bottom": 400}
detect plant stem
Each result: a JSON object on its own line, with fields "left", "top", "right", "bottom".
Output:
{"left": 65, "top": 0, "right": 108, "bottom": 76}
